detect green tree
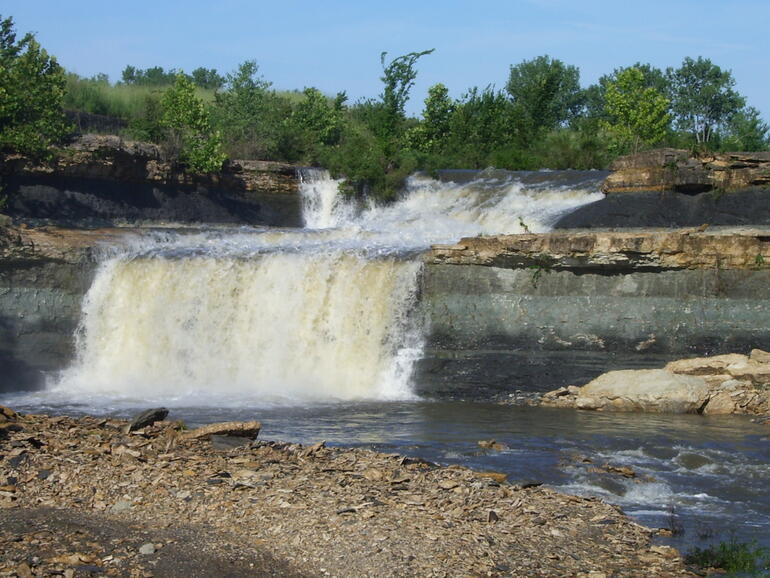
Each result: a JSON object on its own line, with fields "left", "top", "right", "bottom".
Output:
{"left": 722, "top": 106, "right": 769, "bottom": 151}
{"left": 161, "top": 73, "right": 226, "bottom": 173}
{"left": 376, "top": 49, "right": 434, "bottom": 142}
{"left": 506, "top": 55, "right": 582, "bottom": 139}
{"left": 408, "top": 83, "right": 455, "bottom": 153}
{"left": 0, "top": 15, "right": 70, "bottom": 156}
{"left": 601, "top": 67, "right": 670, "bottom": 153}
{"left": 583, "top": 62, "right": 667, "bottom": 121}
{"left": 212, "top": 60, "right": 288, "bottom": 159}
{"left": 667, "top": 56, "right": 745, "bottom": 145}
{"left": 191, "top": 67, "right": 224, "bottom": 90}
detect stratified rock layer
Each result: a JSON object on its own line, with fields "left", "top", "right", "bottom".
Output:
{"left": 556, "top": 149, "right": 770, "bottom": 229}
{"left": 1, "top": 134, "right": 301, "bottom": 227}
{"left": 603, "top": 149, "right": 770, "bottom": 194}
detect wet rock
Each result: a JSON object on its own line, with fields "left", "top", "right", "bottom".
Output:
{"left": 127, "top": 408, "right": 169, "bottom": 432}
{"left": 477, "top": 439, "right": 509, "bottom": 451}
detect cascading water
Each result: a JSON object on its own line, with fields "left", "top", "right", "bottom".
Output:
{"left": 46, "top": 169, "right": 603, "bottom": 406}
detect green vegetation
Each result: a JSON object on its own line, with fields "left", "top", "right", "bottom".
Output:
{"left": 1, "top": 12, "right": 769, "bottom": 198}
{"left": 160, "top": 74, "right": 226, "bottom": 173}
{"left": 686, "top": 538, "right": 769, "bottom": 575}
{"left": 0, "top": 15, "right": 70, "bottom": 156}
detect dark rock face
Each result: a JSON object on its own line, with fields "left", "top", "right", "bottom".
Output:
{"left": 555, "top": 149, "right": 770, "bottom": 229}
{"left": 554, "top": 189, "right": 770, "bottom": 229}
{"left": 1, "top": 134, "right": 302, "bottom": 227}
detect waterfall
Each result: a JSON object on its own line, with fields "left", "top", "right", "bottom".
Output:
{"left": 299, "top": 168, "right": 355, "bottom": 229}
{"left": 49, "top": 168, "right": 604, "bottom": 407}
{"left": 55, "top": 252, "right": 423, "bottom": 404}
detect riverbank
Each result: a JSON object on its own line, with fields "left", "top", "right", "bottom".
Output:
{"left": 0, "top": 407, "right": 689, "bottom": 577}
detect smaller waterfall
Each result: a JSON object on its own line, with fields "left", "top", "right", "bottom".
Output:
{"left": 299, "top": 168, "right": 355, "bottom": 229}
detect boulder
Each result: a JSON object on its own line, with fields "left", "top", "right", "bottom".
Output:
{"left": 573, "top": 369, "right": 710, "bottom": 413}
{"left": 126, "top": 408, "right": 169, "bottom": 432}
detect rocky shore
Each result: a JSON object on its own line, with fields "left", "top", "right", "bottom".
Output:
{"left": 0, "top": 407, "right": 689, "bottom": 577}
{"left": 540, "top": 350, "right": 770, "bottom": 415}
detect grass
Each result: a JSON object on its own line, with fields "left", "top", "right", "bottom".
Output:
{"left": 686, "top": 538, "right": 769, "bottom": 576}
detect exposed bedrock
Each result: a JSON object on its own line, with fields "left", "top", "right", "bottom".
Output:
{"left": 418, "top": 229, "right": 770, "bottom": 396}
{"left": 1, "top": 135, "right": 301, "bottom": 227}
{"left": 555, "top": 148, "right": 770, "bottom": 229}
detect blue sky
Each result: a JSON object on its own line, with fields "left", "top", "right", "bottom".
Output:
{"left": 4, "top": 0, "right": 770, "bottom": 119}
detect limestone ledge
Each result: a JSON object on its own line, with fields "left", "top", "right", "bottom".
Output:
{"left": 428, "top": 228, "right": 770, "bottom": 272}
{"left": 0, "top": 223, "right": 139, "bottom": 266}
{"left": 1, "top": 134, "right": 298, "bottom": 195}
{"left": 603, "top": 148, "right": 770, "bottom": 194}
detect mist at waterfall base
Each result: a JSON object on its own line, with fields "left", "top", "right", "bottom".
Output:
{"left": 3, "top": 169, "right": 769, "bottom": 554}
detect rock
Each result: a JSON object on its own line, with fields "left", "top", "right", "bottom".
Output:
{"left": 127, "top": 408, "right": 169, "bottom": 432}
{"left": 665, "top": 354, "right": 748, "bottom": 376}
{"left": 750, "top": 349, "right": 770, "bottom": 364}
{"left": 726, "top": 360, "right": 770, "bottom": 385}
{"left": 0, "top": 405, "right": 18, "bottom": 421}
{"left": 573, "top": 369, "right": 710, "bottom": 413}
{"left": 138, "top": 543, "right": 156, "bottom": 555}
{"left": 181, "top": 420, "right": 261, "bottom": 441}
{"left": 602, "top": 148, "right": 770, "bottom": 194}
{"left": 477, "top": 472, "right": 508, "bottom": 484}
{"left": 210, "top": 435, "right": 253, "bottom": 450}
{"left": 109, "top": 500, "right": 133, "bottom": 513}
{"left": 477, "top": 440, "right": 509, "bottom": 451}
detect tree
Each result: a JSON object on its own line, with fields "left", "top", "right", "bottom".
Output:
{"left": 377, "top": 49, "right": 434, "bottom": 139}
{"left": 601, "top": 67, "right": 670, "bottom": 153}
{"left": 667, "top": 56, "right": 745, "bottom": 145}
{"left": 722, "top": 106, "right": 769, "bottom": 151}
{"left": 409, "top": 83, "right": 455, "bottom": 152}
{"left": 191, "top": 67, "right": 224, "bottom": 90}
{"left": 212, "top": 60, "right": 288, "bottom": 159}
{"left": 505, "top": 55, "right": 582, "bottom": 139}
{"left": 583, "top": 62, "right": 667, "bottom": 121}
{"left": 0, "top": 15, "right": 70, "bottom": 156}
{"left": 161, "top": 74, "right": 226, "bottom": 172}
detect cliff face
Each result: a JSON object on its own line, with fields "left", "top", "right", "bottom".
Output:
{"left": 419, "top": 229, "right": 770, "bottom": 395}
{"left": 0, "top": 226, "right": 118, "bottom": 389}
{"left": 602, "top": 148, "right": 770, "bottom": 194}
{"left": 1, "top": 135, "right": 302, "bottom": 227}
{"left": 555, "top": 149, "right": 770, "bottom": 229}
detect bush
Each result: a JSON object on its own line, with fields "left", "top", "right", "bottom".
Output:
{"left": 686, "top": 538, "right": 769, "bottom": 575}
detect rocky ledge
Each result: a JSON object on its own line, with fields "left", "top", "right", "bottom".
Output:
{"left": 541, "top": 349, "right": 770, "bottom": 415}
{"left": 0, "top": 408, "right": 688, "bottom": 577}
{"left": 1, "top": 135, "right": 301, "bottom": 227}
{"left": 428, "top": 228, "right": 770, "bottom": 272}
{"left": 602, "top": 148, "right": 770, "bottom": 194}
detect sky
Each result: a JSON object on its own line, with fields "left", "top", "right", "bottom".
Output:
{"left": 4, "top": 0, "right": 770, "bottom": 119}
